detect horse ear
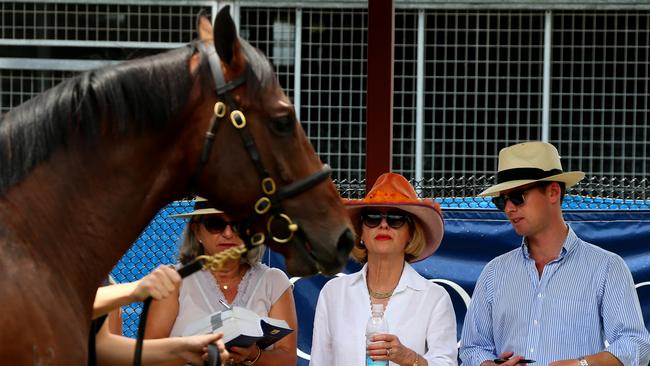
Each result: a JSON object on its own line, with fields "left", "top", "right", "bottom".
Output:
{"left": 196, "top": 9, "right": 213, "bottom": 42}
{"left": 214, "top": 6, "right": 239, "bottom": 66}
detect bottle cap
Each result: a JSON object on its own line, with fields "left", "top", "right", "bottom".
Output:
{"left": 371, "top": 303, "right": 384, "bottom": 313}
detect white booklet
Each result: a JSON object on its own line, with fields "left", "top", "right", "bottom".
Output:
{"left": 181, "top": 306, "right": 293, "bottom": 349}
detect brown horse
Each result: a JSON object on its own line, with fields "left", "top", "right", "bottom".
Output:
{"left": 0, "top": 7, "right": 353, "bottom": 364}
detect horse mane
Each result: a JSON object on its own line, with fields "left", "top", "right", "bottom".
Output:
{"left": 0, "top": 44, "right": 198, "bottom": 193}
{"left": 0, "top": 38, "right": 277, "bottom": 194}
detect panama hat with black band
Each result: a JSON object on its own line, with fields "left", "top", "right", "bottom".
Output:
{"left": 171, "top": 197, "right": 222, "bottom": 218}
{"left": 479, "top": 141, "right": 585, "bottom": 197}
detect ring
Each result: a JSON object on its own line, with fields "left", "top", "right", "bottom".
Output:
{"left": 386, "top": 348, "right": 391, "bottom": 358}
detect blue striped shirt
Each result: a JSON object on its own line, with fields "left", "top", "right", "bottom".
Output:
{"left": 459, "top": 226, "right": 650, "bottom": 366}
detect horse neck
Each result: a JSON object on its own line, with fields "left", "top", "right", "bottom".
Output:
{"left": 0, "top": 131, "right": 190, "bottom": 297}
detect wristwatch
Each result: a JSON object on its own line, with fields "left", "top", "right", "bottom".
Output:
{"left": 577, "top": 356, "right": 589, "bottom": 366}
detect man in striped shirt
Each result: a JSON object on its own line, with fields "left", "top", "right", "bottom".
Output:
{"left": 459, "top": 141, "right": 650, "bottom": 366}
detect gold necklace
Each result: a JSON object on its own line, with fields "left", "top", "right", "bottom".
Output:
{"left": 367, "top": 285, "right": 394, "bottom": 299}
{"left": 213, "top": 267, "right": 245, "bottom": 291}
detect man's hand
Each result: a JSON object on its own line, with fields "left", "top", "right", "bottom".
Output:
{"left": 481, "top": 351, "right": 526, "bottom": 366}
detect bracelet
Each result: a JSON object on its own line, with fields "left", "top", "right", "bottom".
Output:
{"left": 412, "top": 350, "right": 420, "bottom": 366}
{"left": 241, "top": 345, "right": 262, "bottom": 366}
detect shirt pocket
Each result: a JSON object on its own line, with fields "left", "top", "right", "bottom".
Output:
{"left": 546, "top": 297, "right": 600, "bottom": 344}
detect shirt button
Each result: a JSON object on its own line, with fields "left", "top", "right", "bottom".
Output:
{"left": 530, "top": 348, "right": 534, "bottom": 353}
{"left": 534, "top": 319, "right": 538, "bottom": 325}
{"left": 537, "top": 293, "right": 542, "bottom": 298}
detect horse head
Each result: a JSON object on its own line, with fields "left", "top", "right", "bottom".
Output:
{"left": 184, "top": 7, "right": 354, "bottom": 276}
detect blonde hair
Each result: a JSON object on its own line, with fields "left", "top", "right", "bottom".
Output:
{"left": 178, "top": 219, "right": 264, "bottom": 266}
{"left": 351, "top": 217, "right": 426, "bottom": 263}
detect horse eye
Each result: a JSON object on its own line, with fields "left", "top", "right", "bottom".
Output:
{"left": 270, "top": 116, "right": 295, "bottom": 136}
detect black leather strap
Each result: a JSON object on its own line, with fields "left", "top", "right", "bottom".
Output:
{"left": 275, "top": 165, "right": 332, "bottom": 202}
{"left": 497, "top": 167, "right": 563, "bottom": 183}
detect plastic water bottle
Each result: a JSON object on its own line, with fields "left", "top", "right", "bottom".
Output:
{"left": 365, "top": 303, "right": 389, "bottom": 366}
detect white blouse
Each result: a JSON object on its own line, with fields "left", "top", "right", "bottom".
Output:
{"left": 310, "top": 262, "right": 458, "bottom": 366}
{"left": 170, "top": 263, "right": 291, "bottom": 337}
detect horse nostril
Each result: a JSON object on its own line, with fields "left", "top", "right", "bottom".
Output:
{"left": 336, "top": 228, "right": 354, "bottom": 259}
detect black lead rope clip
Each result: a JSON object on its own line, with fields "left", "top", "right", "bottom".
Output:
{"left": 133, "top": 258, "right": 220, "bottom": 366}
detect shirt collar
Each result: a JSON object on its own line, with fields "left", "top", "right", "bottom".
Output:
{"left": 352, "top": 262, "right": 425, "bottom": 293}
{"left": 520, "top": 224, "right": 580, "bottom": 259}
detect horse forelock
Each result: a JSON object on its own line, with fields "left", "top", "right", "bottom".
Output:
{"left": 0, "top": 45, "right": 197, "bottom": 194}
{"left": 239, "top": 40, "right": 280, "bottom": 101}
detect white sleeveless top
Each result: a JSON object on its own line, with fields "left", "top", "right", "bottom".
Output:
{"left": 170, "top": 263, "right": 292, "bottom": 337}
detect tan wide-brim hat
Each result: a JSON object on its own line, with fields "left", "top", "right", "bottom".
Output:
{"left": 479, "top": 141, "right": 585, "bottom": 197}
{"left": 170, "top": 197, "right": 223, "bottom": 218}
{"left": 345, "top": 173, "right": 444, "bottom": 262}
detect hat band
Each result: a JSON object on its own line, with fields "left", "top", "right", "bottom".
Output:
{"left": 497, "top": 167, "right": 563, "bottom": 183}
{"left": 194, "top": 200, "right": 213, "bottom": 211}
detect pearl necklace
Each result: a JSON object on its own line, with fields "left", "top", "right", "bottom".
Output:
{"left": 212, "top": 267, "right": 245, "bottom": 291}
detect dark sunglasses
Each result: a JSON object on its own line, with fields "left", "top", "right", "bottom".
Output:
{"left": 199, "top": 217, "right": 238, "bottom": 233}
{"left": 361, "top": 210, "right": 411, "bottom": 229}
{"left": 491, "top": 184, "right": 546, "bottom": 211}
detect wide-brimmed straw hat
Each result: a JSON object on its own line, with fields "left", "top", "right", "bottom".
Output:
{"left": 479, "top": 141, "right": 585, "bottom": 197}
{"left": 171, "top": 197, "right": 223, "bottom": 218}
{"left": 345, "top": 173, "right": 444, "bottom": 262}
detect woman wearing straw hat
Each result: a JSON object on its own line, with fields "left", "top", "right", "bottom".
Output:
{"left": 144, "top": 198, "right": 297, "bottom": 366}
{"left": 310, "top": 173, "right": 458, "bottom": 366}
{"left": 459, "top": 141, "right": 650, "bottom": 366}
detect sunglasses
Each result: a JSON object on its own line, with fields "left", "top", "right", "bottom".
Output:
{"left": 491, "top": 183, "right": 546, "bottom": 211}
{"left": 361, "top": 210, "right": 411, "bottom": 229}
{"left": 199, "top": 217, "right": 238, "bottom": 234}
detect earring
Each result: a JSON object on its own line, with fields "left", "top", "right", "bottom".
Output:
{"left": 358, "top": 239, "right": 366, "bottom": 248}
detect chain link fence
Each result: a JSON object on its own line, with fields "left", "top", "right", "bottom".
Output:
{"left": 113, "top": 177, "right": 650, "bottom": 337}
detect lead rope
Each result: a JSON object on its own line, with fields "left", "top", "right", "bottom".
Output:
{"left": 133, "top": 245, "right": 249, "bottom": 366}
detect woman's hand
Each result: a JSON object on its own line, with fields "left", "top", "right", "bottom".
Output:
{"left": 175, "top": 332, "right": 229, "bottom": 366}
{"left": 367, "top": 333, "right": 418, "bottom": 366}
{"left": 228, "top": 343, "right": 260, "bottom": 364}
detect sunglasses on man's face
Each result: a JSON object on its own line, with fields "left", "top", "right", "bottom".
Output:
{"left": 361, "top": 210, "right": 411, "bottom": 229}
{"left": 199, "top": 217, "right": 238, "bottom": 233}
{"left": 491, "top": 184, "right": 545, "bottom": 211}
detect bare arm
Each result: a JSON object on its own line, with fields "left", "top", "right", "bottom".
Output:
{"left": 106, "top": 307, "right": 123, "bottom": 335}
{"left": 95, "top": 318, "right": 229, "bottom": 366}
{"left": 94, "top": 266, "right": 181, "bottom": 319}
{"left": 143, "top": 285, "right": 181, "bottom": 339}
{"left": 548, "top": 351, "right": 624, "bottom": 366}
{"left": 228, "top": 288, "right": 298, "bottom": 366}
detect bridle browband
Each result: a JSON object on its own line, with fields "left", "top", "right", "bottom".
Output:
{"left": 132, "top": 41, "right": 332, "bottom": 366}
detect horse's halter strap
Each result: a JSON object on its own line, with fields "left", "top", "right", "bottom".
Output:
{"left": 192, "top": 41, "right": 332, "bottom": 248}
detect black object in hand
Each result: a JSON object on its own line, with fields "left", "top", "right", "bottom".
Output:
{"left": 494, "top": 358, "right": 536, "bottom": 364}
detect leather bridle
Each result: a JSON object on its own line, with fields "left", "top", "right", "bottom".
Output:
{"left": 132, "top": 41, "right": 332, "bottom": 366}
{"left": 190, "top": 40, "right": 332, "bottom": 248}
